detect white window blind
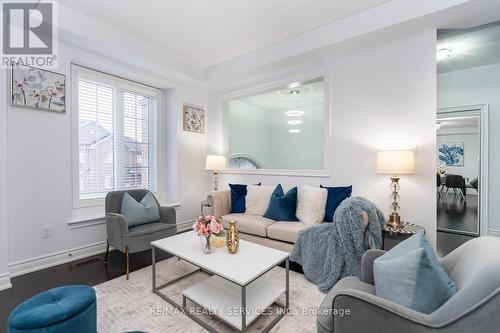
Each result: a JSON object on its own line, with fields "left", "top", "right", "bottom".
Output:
{"left": 75, "top": 66, "right": 158, "bottom": 200}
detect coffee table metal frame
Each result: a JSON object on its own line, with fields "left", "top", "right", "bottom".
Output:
{"left": 152, "top": 245, "right": 289, "bottom": 333}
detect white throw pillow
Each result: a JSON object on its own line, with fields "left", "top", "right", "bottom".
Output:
{"left": 245, "top": 185, "right": 275, "bottom": 215}
{"left": 296, "top": 185, "right": 328, "bottom": 224}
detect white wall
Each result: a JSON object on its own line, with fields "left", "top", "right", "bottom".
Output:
{"left": 438, "top": 64, "right": 500, "bottom": 232}
{"left": 1, "top": 41, "right": 207, "bottom": 281}
{"left": 0, "top": 66, "right": 11, "bottom": 290}
{"left": 207, "top": 30, "right": 438, "bottom": 247}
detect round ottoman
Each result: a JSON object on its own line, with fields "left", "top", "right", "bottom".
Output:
{"left": 8, "top": 285, "right": 96, "bottom": 333}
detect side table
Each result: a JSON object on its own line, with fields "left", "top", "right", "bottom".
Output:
{"left": 382, "top": 222, "right": 425, "bottom": 250}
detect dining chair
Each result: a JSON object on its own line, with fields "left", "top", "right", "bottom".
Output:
{"left": 444, "top": 175, "right": 465, "bottom": 199}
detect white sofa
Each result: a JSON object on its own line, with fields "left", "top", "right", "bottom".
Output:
{"left": 207, "top": 190, "right": 368, "bottom": 253}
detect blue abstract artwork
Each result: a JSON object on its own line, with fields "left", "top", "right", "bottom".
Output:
{"left": 439, "top": 142, "right": 464, "bottom": 166}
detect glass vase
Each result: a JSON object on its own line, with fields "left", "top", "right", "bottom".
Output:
{"left": 201, "top": 235, "right": 212, "bottom": 254}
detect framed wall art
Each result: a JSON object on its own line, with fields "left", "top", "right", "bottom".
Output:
{"left": 183, "top": 104, "right": 204, "bottom": 133}
{"left": 11, "top": 64, "right": 66, "bottom": 112}
{"left": 438, "top": 142, "right": 464, "bottom": 166}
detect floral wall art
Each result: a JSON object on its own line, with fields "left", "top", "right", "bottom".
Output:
{"left": 183, "top": 104, "right": 205, "bottom": 133}
{"left": 11, "top": 64, "right": 66, "bottom": 112}
{"left": 438, "top": 142, "right": 464, "bottom": 166}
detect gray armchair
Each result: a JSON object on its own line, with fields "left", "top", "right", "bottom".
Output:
{"left": 105, "top": 189, "right": 177, "bottom": 279}
{"left": 317, "top": 236, "right": 500, "bottom": 333}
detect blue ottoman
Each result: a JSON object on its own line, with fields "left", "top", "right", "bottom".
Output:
{"left": 8, "top": 285, "right": 97, "bottom": 333}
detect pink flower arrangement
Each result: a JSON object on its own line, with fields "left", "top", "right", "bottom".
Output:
{"left": 192, "top": 215, "right": 224, "bottom": 237}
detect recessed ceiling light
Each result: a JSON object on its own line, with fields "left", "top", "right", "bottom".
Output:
{"left": 287, "top": 120, "right": 302, "bottom": 125}
{"left": 289, "top": 129, "right": 300, "bottom": 133}
{"left": 277, "top": 84, "right": 313, "bottom": 97}
{"left": 436, "top": 48, "right": 452, "bottom": 61}
{"left": 285, "top": 110, "right": 304, "bottom": 117}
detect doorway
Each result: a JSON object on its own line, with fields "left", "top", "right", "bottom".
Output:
{"left": 436, "top": 105, "right": 488, "bottom": 256}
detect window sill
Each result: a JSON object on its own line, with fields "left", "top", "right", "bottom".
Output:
{"left": 68, "top": 215, "right": 106, "bottom": 230}
{"left": 73, "top": 197, "right": 105, "bottom": 209}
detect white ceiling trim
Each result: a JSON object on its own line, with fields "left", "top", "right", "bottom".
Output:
{"left": 205, "top": 0, "right": 469, "bottom": 82}
{"left": 56, "top": 4, "right": 205, "bottom": 85}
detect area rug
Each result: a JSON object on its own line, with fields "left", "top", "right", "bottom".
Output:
{"left": 94, "top": 257, "right": 325, "bottom": 332}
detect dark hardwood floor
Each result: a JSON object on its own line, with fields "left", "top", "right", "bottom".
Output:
{"left": 437, "top": 231, "right": 475, "bottom": 258}
{"left": 0, "top": 248, "right": 172, "bottom": 331}
{"left": 437, "top": 192, "right": 479, "bottom": 257}
{"left": 437, "top": 192, "right": 478, "bottom": 235}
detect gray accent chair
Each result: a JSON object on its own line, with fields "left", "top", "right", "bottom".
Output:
{"left": 105, "top": 189, "right": 177, "bottom": 280}
{"left": 317, "top": 236, "right": 500, "bottom": 333}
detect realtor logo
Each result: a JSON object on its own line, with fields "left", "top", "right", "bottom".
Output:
{"left": 2, "top": 1, "right": 58, "bottom": 68}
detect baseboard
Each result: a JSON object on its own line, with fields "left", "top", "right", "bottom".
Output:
{"left": 8, "top": 241, "right": 108, "bottom": 278}
{"left": 8, "top": 221, "right": 193, "bottom": 278}
{"left": 177, "top": 219, "right": 195, "bottom": 232}
{"left": 0, "top": 272, "right": 12, "bottom": 291}
{"left": 488, "top": 229, "right": 500, "bottom": 237}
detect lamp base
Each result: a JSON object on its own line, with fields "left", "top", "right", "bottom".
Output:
{"left": 386, "top": 213, "right": 402, "bottom": 228}
{"left": 212, "top": 171, "right": 219, "bottom": 191}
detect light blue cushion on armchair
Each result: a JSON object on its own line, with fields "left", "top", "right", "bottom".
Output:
{"left": 120, "top": 192, "right": 160, "bottom": 227}
{"left": 373, "top": 231, "right": 456, "bottom": 314}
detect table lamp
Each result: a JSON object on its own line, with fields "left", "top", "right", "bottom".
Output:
{"left": 205, "top": 155, "right": 226, "bottom": 191}
{"left": 376, "top": 150, "right": 416, "bottom": 228}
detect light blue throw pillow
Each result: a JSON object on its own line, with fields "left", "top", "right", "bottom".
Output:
{"left": 373, "top": 231, "right": 457, "bottom": 314}
{"left": 120, "top": 192, "right": 160, "bottom": 227}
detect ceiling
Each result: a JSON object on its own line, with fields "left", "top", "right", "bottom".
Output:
{"left": 56, "top": 0, "right": 388, "bottom": 68}
{"left": 437, "top": 20, "right": 500, "bottom": 73}
{"left": 437, "top": 116, "right": 479, "bottom": 129}
{"left": 235, "top": 78, "right": 324, "bottom": 112}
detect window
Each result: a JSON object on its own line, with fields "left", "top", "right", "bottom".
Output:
{"left": 228, "top": 155, "right": 263, "bottom": 169}
{"left": 74, "top": 65, "right": 159, "bottom": 201}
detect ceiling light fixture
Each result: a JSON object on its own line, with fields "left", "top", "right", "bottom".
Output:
{"left": 289, "top": 129, "right": 301, "bottom": 133}
{"left": 436, "top": 48, "right": 452, "bottom": 61}
{"left": 277, "top": 84, "right": 313, "bottom": 97}
{"left": 285, "top": 110, "right": 304, "bottom": 117}
{"left": 287, "top": 120, "right": 303, "bottom": 125}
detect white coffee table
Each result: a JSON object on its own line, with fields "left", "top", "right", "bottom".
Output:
{"left": 151, "top": 232, "right": 290, "bottom": 332}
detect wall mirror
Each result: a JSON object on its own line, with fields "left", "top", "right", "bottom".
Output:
{"left": 225, "top": 76, "right": 326, "bottom": 174}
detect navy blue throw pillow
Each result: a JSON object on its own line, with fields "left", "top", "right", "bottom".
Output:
{"left": 229, "top": 184, "right": 247, "bottom": 213}
{"left": 320, "top": 185, "right": 352, "bottom": 222}
{"left": 264, "top": 184, "right": 298, "bottom": 221}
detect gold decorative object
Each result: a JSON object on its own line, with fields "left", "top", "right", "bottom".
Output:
{"left": 226, "top": 220, "right": 239, "bottom": 254}
{"left": 388, "top": 176, "right": 401, "bottom": 228}
{"left": 210, "top": 235, "right": 226, "bottom": 248}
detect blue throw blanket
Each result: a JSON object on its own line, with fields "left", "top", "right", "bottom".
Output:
{"left": 290, "top": 197, "right": 385, "bottom": 293}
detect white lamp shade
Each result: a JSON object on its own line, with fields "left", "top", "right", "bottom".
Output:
{"left": 205, "top": 155, "right": 226, "bottom": 171}
{"left": 376, "top": 150, "right": 416, "bottom": 175}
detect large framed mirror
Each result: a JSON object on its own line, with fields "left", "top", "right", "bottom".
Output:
{"left": 223, "top": 76, "right": 328, "bottom": 176}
